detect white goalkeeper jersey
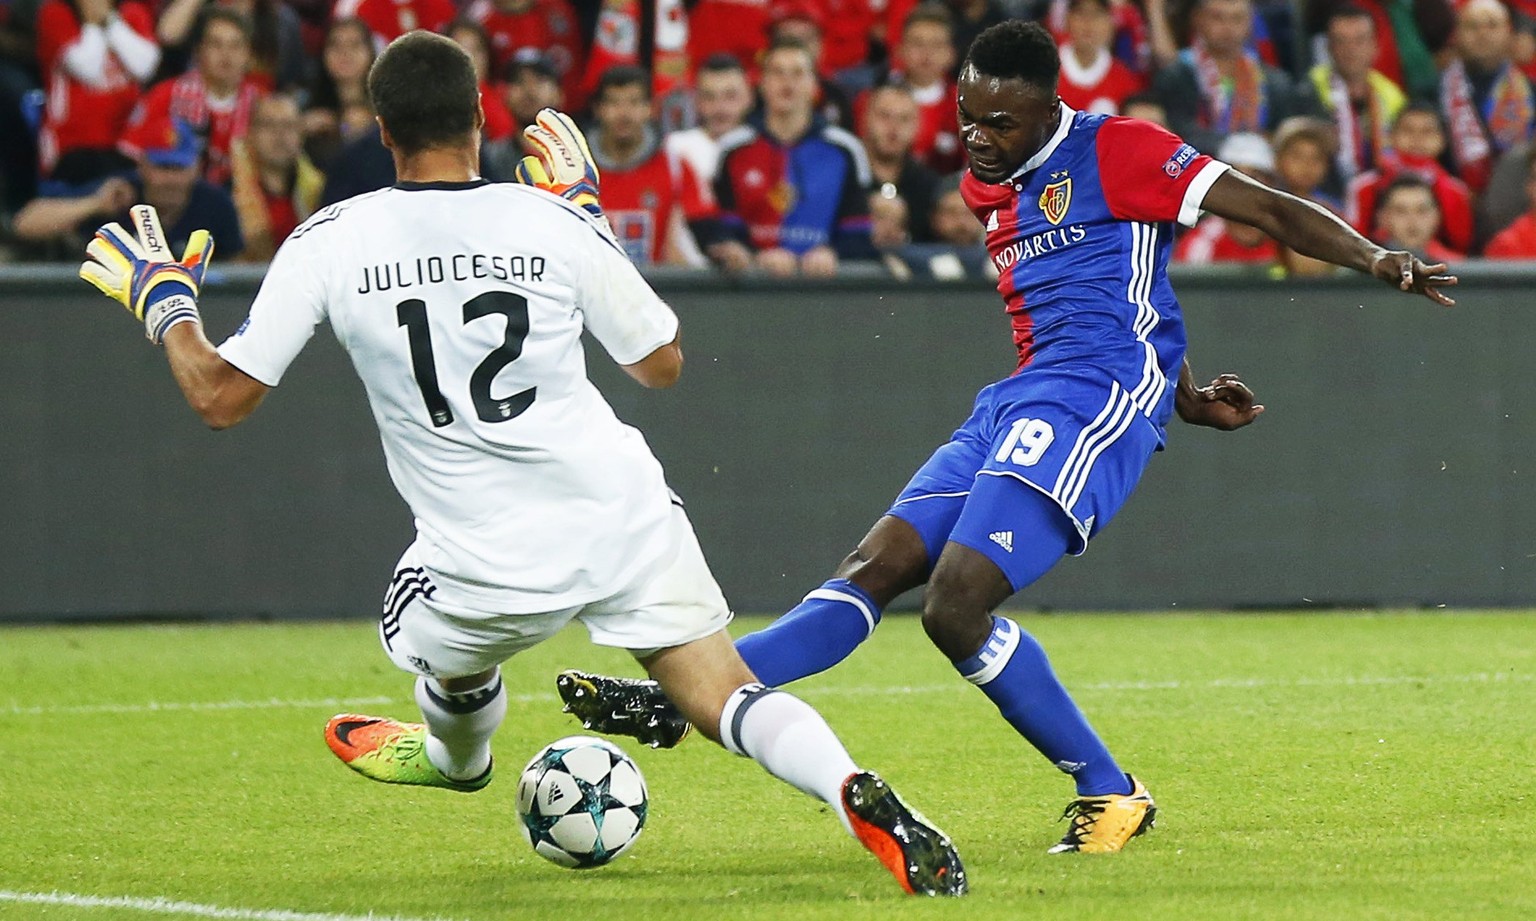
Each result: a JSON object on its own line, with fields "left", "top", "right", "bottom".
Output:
{"left": 218, "top": 180, "right": 681, "bottom": 612}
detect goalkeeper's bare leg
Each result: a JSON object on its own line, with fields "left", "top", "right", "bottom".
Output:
{"left": 640, "top": 630, "right": 966, "bottom": 896}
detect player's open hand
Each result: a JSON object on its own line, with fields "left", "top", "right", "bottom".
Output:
{"left": 1176, "top": 372, "right": 1265, "bottom": 431}
{"left": 80, "top": 204, "right": 214, "bottom": 343}
{"left": 515, "top": 108, "right": 603, "bottom": 222}
{"left": 1371, "top": 250, "right": 1457, "bottom": 307}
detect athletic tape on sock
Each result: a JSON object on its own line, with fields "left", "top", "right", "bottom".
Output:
{"left": 717, "top": 682, "right": 771, "bottom": 757}
{"left": 955, "top": 616, "right": 1022, "bottom": 686}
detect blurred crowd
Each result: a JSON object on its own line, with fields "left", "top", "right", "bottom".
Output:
{"left": 3, "top": 0, "right": 1536, "bottom": 275}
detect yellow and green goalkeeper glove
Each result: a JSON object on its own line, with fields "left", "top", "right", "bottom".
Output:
{"left": 79, "top": 204, "right": 215, "bottom": 344}
{"left": 514, "top": 108, "right": 607, "bottom": 226}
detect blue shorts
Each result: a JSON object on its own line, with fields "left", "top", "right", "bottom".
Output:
{"left": 886, "top": 367, "right": 1164, "bottom": 589}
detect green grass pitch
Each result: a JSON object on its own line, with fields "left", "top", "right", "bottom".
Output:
{"left": 2, "top": 611, "right": 1532, "bottom": 921}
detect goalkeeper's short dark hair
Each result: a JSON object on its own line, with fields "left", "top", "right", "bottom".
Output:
{"left": 369, "top": 30, "right": 480, "bottom": 155}
{"left": 965, "top": 20, "right": 1060, "bottom": 95}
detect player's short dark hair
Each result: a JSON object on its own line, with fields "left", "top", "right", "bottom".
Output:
{"left": 369, "top": 31, "right": 480, "bottom": 156}
{"left": 1378, "top": 174, "right": 1439, "bottom": 211}
{"left": 594, "top": 64, "right": 651, "bottom": 104}
{"left": 194, "top": 6, "right": 253, "bottom": 47}
{"left": 903, "top": 2, "right": 953, "bottom": 35}
{"left": 698, "top": 52, "right": 747, "bottom": 77}
{"left": 965, "top": 21, "right": 1059, "bottom": 94}
{"left": 1066, "top": 0, "right": 1112, "bottom": 12}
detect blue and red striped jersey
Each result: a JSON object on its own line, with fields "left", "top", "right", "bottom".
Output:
{"left": 963, "top": 105, "right": 1228, "bottom": 426}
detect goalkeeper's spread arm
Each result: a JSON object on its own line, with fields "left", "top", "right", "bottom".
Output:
{"left": 80, "top": 204, "right": 270, "bottom": 429}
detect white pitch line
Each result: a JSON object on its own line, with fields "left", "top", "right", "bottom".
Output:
{"left": 3, "top": 671, "right": 1528, "bottom": 718}
{"left": 0, "top": 890, "right": 465, "bottom": 921}
{"left": 0, "top": 695, "right": 402, "bottom": 717}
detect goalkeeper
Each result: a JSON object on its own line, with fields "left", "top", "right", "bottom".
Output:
{"left": 78, "top": 30, "right": 967, "bottom": 898}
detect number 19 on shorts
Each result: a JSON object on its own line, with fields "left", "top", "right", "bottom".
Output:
{"left": 994, "top": 417, "right": 1055, "bottom": 467}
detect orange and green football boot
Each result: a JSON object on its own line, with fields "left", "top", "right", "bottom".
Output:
{"left": 1047, "top": 774, "right": 1156, "bottom": 853}
{"left": 842, "top": 771, "right": 967, "bottom": 896}
{"left": 324, "top": 714, "right": 491, "bottom": 793}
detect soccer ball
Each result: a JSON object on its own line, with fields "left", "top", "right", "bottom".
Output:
{"left": 515, "top": 735, "right": 648, "bottom": 869}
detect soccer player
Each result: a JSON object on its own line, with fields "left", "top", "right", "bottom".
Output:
{"left": 75, "top": 30, "right": 966, "bottom": 898}
{"left": 559, "top": 20, "right": 1457, "bottom": 855}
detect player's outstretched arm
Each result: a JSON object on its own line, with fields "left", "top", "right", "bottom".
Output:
{"left": 1175, "top": 358, "right": 1264, "bottom": 431}
{"left": 79, "top": 204, "right": 269, "bottom": 429}
{"left": 1198, "top": 170, "right": 1457, "bottom": 307}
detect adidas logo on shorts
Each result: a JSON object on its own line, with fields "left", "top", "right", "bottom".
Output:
{"left": 988, "top": 530, "right": 1014, "bottom": 553}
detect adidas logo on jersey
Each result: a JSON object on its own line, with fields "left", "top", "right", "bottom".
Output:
{"left": 989, "top": 530, "right": 1014, "bottom": 553}
{"left": 985, "top": 210, "right": 999, "bottom": 232}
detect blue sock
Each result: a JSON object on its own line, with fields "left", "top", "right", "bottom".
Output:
{"left": 735, "top": 578, "right": 881, "bottom": 687}
{"left": 954, "top": 616, "right": 1131, "bottom": 796}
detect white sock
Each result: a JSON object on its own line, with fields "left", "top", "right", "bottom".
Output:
{"left": 414, "top": 672, "right": 506, "bottom": 781}
{"left": 719, "top": 683, "right": 858, "bottom": 834}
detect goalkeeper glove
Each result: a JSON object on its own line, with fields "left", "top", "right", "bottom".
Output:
{"left": 514, "top": 108, "right": 608, "bottom": 226}
{"left": 79, "top": 204, "right": 215, "bottom": 345}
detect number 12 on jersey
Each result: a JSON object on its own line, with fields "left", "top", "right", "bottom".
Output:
{"left": 397, "top": 291, "right": 537, "bottom": 427}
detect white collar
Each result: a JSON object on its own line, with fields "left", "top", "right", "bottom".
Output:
{"left": 1058, "top": 45, "right": 1111, "bottom": 88}
{"left": 1009, "top": 101, "right": 1075, "bottom": 182}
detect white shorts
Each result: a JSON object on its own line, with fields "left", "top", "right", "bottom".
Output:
{"left": 377, "top": 505, "right": 732, "bottom": 679}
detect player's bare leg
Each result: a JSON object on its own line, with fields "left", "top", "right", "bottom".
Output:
{"left": 326, "top": 666, "right": 506, "bottom": 792}
{"left": 558, "top": 515, "right": 931, "bottom": 742}
{"left": 924, "top": 536, "right": 1155, "bottom": 854}
{"left": 638, "top": 630, "right": 966, "bottom": 896}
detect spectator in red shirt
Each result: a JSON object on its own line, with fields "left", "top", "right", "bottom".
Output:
{"left": 445, "top": 18, "right": 514, "bottom": 143}
{"left": 1175, "top": 133, "right": 1281, "bottom": 268}
{"left": 464, "top": 0, "right": 582, "bottom": 107}
{"left": 1055, "top": 0, "right": 1145, "bottom": 115}
{"left": 35, "top": 0, "right": 160, "bottom": 181}
{"left": 888, "top": 3, "right": 962, "bottom": 172}
{"left": 1346, "top": 102, "right": 1474, "bottom": 256}
{"left": 301, "top": 17, "right": 374, "bottom": 171}
{"left": 1373, "top": 174, "right": 1461, "bottom": 264}
{"left": 1485, "top": 148, "right": 1536, "bottom": 258}
{"left": 121, "top": 8, "right": 265, "bottom": 187}
{"left": 230, "top": 92, "right": 322, "bottom": 260}
{"left": 333, "top": 0, "right": 453, "bottom": 44}
{"left": 586, "top": 65, "right": 709, "bottom": 266}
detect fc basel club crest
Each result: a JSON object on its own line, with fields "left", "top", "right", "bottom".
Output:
{"left": 1039, "top": 177, "right": 1071, "bottom": 225}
